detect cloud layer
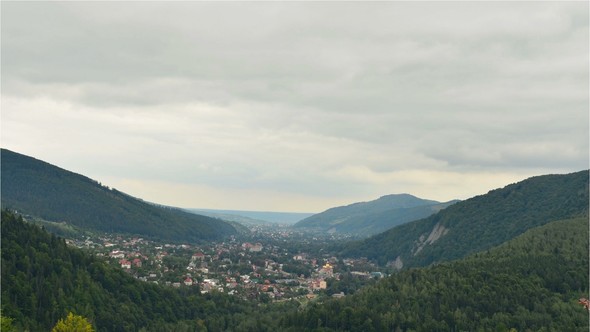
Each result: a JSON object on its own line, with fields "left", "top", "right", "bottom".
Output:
{"left": 2, "top": 2, "right": 588, "bottom": 212}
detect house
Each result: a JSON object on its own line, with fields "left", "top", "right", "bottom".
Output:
{"left": 110, "top": 250, "right": 126, "bottom": 259}
{"left": 250, "top": 243, "right": 263, "bottom": 252}
{"left": 332, "top": 292, "right": 345, "bottom": 298}
{"left": 319, "top": 263, "right": 334, "bottom": 276}
{"left": 293, "top": 254, "right": 306, "bottom": 261}
{"left": 192, "top": 252, "right": 205, "bottom": 261}
{"left": 310, "top": 279, "right": 327, "bottom": 290}
{"left": 119, "top": 259, "right": 131, "bottom": 269}
{"left": 132, "top": 258, "right": 142, "bottom": 268}
{"left": 184, "top": 277, "right": 193, "bottom": 286}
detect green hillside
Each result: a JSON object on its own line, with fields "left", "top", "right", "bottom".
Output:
{"left": 0, "top": 149, "right": 237, "bottom": 242}
{"left": 3, "top": 196, "right": 588, "bottom": 331}
{"left": 294, "top": 194, "right": 457, "bottom": 237}
{"left": 281, "top": 216, "right": 590, "bottom": 331}
{"left": 0, "top": 210, "right": 289, "bottom": 331}
{"left": 341, "top": 171, "right": 589, "bottom": 267}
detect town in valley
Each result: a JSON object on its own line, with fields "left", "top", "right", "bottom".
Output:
{"left": 65, "top": 222, "right": 386, "bottom": 304}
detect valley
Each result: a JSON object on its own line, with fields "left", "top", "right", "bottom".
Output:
{"left": 3, "top": 2, "right": 588, "bottom": 331}
{"left": 64, "top": 222, "right": 384, "bottom": 303}
{"left": 1, "top": 149, "right": 588, "bottom": 331}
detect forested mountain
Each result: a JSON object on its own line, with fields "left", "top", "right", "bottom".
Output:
{"left": 294, "top": 194, "right": 457, "bottom": 237}
{"left": 281, "top": 216, "right": 589, "bottom": 331}
{"left": 341, "top": 171, "right": 589, "bottom": 267}
{"left": 0, "top": 210, "right": 290, "bottom": 331}
{"left": 3, "top": 181, "right": 589, "bottom": 332}
{"left": 0, "top": 149, "right": 237, "bottom": 242}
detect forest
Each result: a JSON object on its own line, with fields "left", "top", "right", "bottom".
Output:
{"left": 1, "top": 210, "right": 292, "bottom": 331}
{"left": 281, "top": 216, "right": 589, "bottom": 331}
{"left": 0, "top": 149, "right": 239, "bottom": 242}
{"left": 2, "top": 209, "right": 588, "bottom": 331}
{"left": 340, "top": 170, "right": 589, "bottom": 268}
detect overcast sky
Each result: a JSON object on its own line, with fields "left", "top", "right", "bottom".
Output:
{"left": 2, "top": 2, "right": 588, "bottom": 213}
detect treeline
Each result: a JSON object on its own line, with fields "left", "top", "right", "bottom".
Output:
{"left": 280, "top": 216, "right": 589, "bottom": 331}
{"left": 0, "top": 210, "right": 285, "bottom": 331}
{"left": 341, "top": 170, "right": 589, "bottom": 267}
{"left": 1, "top": 149, "right": 238, "bottom": 242}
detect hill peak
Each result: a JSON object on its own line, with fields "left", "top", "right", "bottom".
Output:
{"left": 342, "top": 170, "right": 589, "bottom": 267}
{"left": 294, "top": 193, "right": 456, "bottom": 237}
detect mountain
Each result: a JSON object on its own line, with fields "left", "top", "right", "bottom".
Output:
{"left": 188, "top": 209, "right": 314, "bottom": 225}
{"left": 0, "top": 149, "right": 237, "bottom": 242}
{"left": 282, "top": 216, "right": 589, "bottom": 331}
{"left": 294, "top": 194, "right": 458, "bottom": 237}
{"left": 341, "top": 170, "right": 589, "bottom": 267}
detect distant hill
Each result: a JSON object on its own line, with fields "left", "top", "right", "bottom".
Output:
{"left": 293, "top": 194, "right": 458, "bottom": 237}
{"left": 341, "top": 170, "right": 589, "bottom": 267}
{"left": 188, "top": 209, "right": 313, "bottom": 225}
{"left": 283, "top": 216, "right": 589, "bottom": 331}
{"left": 0, "top": 149, "right": 237, "bottom": 242}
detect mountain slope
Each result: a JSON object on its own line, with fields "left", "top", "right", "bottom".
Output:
{"left": 341, "top": 170, "right": 589, "bottom": 267}
{"left": 281, "top": 215, "right": 588, "bottom": 331}
{"left": 0, "top": 210, "right": 268, "bottom": 331}
{"left": 294, "top": 194, "right": 457, "bottom": 236}
{"left": 0, "top": 149, "right": 237, "bottom": 242}
{"left": 283, "top": 216, "right": 589, "bottom": 331}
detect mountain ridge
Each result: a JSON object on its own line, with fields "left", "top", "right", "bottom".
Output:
{"left": 0, "top": 148, "right": 238, "bottom": 242}
{"left": 294, "top": 193, "right": 458, "bottom": 236}
{"left": 341, "top": 170, "right": 589, "bottom": 267}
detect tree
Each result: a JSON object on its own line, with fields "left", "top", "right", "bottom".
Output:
{"left": 52, "top": 312, "right": 94, "bottom": 332}
{"left": 1, "top": 313, "right": 15, "bottom": 332}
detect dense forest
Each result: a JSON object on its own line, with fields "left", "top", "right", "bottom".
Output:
{"left": 341, "top": 170, "right": 589, "bottom": 267}
{"left": 0, "top": 210, "right": 291, "bottom": 332}
{"left": 281, "top": 216, "right": 590, "bottom": 331}
{"left": 0, "top": 149, "right": 239, "bottom": 242}
{"left": 3, "top": 209, "right": 588, "bottom": 331}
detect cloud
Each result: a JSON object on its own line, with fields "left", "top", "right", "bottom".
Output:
{"left": 2, "top": 1, "right": 588, "bottom": 211}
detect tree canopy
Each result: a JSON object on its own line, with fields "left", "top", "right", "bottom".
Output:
{"left": 52, "top": 312, "right": 94, "bottom": 332}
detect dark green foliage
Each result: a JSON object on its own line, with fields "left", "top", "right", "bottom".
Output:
{"left": 294, "top": 194, "right": 457, "bottom": 236}
{"left": 0, "top": 149, "right": 237, "bottom": 242}
{"left": 0, "top": 210, "right": 274, "bottom": 331}
{"left": 281, "top": 216, "right": 590, "bottom": 331}
{"left": 342, "top": 171, "right": 589, "bottom": 267}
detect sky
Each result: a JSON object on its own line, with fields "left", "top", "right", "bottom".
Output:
{"left": 1, "top": 2, "right": 588, "bottom": 213}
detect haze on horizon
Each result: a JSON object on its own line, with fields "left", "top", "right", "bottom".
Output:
{"left": 1, "top": 2, "right": 588, "bottom": 213}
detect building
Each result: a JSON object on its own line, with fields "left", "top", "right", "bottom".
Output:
{"left": 119, "top": 259, "right": 131, "bottom": 269}
{"left": 192, "top": 252, "right": 205, "bottom": 261}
